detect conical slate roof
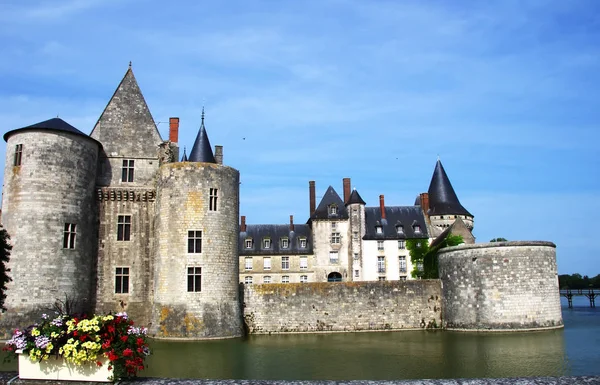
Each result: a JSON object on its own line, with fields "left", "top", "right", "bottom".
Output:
{"left": 311, "top": 186, "right": 348, "bottom": 220}
{"left": 90, "top": 64, "right": 163, "bottom": 157}
{"left": 346, "top": 189, "right": 366, "bottom": 205}
{"left": 427, "top": 159, "right": 472, "bottom": 217}
{"left": 4, "top": 118, "right": 97, "bottom": 143}
{"left": 181, "top": 147, "right": 188, "bottom": 162}
{"left": 188, "top": 109, "right": 215, "bottom": 163}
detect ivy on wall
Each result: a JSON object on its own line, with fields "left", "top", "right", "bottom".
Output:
{"left": 407, "top": 235, "right": 464, "bottom": 279}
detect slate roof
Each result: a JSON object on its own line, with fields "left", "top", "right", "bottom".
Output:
{"left": 90, "top": 65, "right": 163, "bottom": 157}
{"left": 188, "top": 109, "right": 215, "bottom": 163}
{"left": 310, "top": 186, "right": 349, "bottom": 220}
{"left": 181, "top": 147, "right": 188, "bottom": 162}
{"left": 363, "top": 206, "right": 429, "bottom": 240}
{"left": 429, "top": 217, "right": 474, "bottom": 248}
{"left": 4, "top": 118, "right": 99, "bottom": 144}
{"left": 239, "top": 224, "right": 313, "bottom": 255}
{"left": 346, "top": 189, "right": 366, "bottom": 205}
{"left": 427, "top": 160, "right": 472, "bottom": 217}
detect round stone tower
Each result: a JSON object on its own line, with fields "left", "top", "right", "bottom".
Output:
{"left": 151, "top": 113, "right": 242, "bottom": 339}
{"left": 438, "top": 241, "right": 563, "bottom": 331}
{"left": 0, "top": 118, "right": 100, "bottom": 335}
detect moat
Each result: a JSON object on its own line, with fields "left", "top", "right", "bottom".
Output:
{"left": 2, "top": 298, "right": 598, "bottom": 380}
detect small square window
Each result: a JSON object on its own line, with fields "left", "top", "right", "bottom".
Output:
{"left": 396, "top": 225, "right": 404, "bottom": 234}
{"left": 354, "top": 269, "right": 359, "bottom": 277}
{"left": 331, "top": 232, "right": 341, "bottom": 244}
{"left": 263, "top": 238, "right": 271, "bottom": 249}
{"left": 263, "top": 257, "right": 271, "bottom": 270}
{"left": 282, "top": 275, "right": 290, "bottom": 283}
{"left": 353, "top": 253, "right": 359, "bottom": 260}
{"left": 414, "top": 225, "right": 421, "bottom": 234}
{"left": 398, "top": 240, "right": 405, "bottom": 250}
{"left": 329, "top": 205, "right": 338, "bottom": 215}
{"left": 281, "top": 238, "right": 289, "bottom": 249}
{"left": 378, "top": 276, "right": 386, "bottom": 282}
{"left": 299, "top": 238, "right": 307, "bottom": 248}
{"left": 376, "top": 226, "right": 382, "bottom": 234}
{"left": 377, "top": 240, "right": 384, "bottom": 250}
{"left": 187, "top": 267, "right": 202, "bottom": 292}
{"left": 281, "top": 256, "right": 290, "bottom": 270}
{"left": 331, "top": 222, "right": 338, "bottom": 231}
{"left": 353, "top": 232, "right": 358, "bottom": 240}
{"left": 115, "top": 267, "right": 129, "bottom": 294}
{"left": 245, "top": 238, "right": 253, "bottom": 248}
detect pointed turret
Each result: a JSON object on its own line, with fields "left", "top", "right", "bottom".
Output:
{"left": 181, "top": 147, "right": 188, "bottom": 162}
{"left": 427, "top": 159, "right": 471, "bottom": 217}
{"left": 188, "top": 108, "right": 216, "bottom": 163}
{"left": 90, "top": 65, "right": 163, "bottom": 157}
{"left": 346, "top": 189, "right": 366, "bottom": 205}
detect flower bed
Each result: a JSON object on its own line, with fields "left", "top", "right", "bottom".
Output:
{"left": 3, "top": 312, "right": 150, "bottom": 381}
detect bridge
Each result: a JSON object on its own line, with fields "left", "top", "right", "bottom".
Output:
{"left": 560, "top": 288, "right": 599, "bottom": 308}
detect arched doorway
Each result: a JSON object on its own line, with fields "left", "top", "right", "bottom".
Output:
{"left": 327, "top": 272, "right": 342, "bottom": 282}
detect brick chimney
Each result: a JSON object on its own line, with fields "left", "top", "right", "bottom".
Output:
{"left": 240, "top": 216, "right": 246, "bottom": 232}
{"left": 169, "top": 117, "right": 179, "bottom": 143}
{"left": 420, "top": 193, "right": 430, "bottom": 215}
{"left": 214, "top": 145, "right": 223, "bottom": 165}
{"left": 343, "top": 178, "right": 351, "bottom": 204}
{"left": 309, "top": 181, "right": 316, "bottom": 217}
{"left": 290, "top": 215, "right": 294, "bottom": 231}
{"left": 379, "top": 195, "right": 386, "bottom": 220}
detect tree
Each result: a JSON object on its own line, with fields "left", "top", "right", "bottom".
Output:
{"left": 422, "top": 234, "right": 464, "bottom": 279}
{"left": 406, "top": 239, "right": 429, "bottom": 279}
{"left": 0, "top": 225, "right": 12, "bottom": 311}
{"left": 490, "top": 238, "right": 508, "bottom": 242}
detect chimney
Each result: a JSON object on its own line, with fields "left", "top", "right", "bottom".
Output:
{"left": 240, "top": 216, "right": 246, "bottom": 232}
{"left": 420, "top": 193, "right": 430, "bottom": 216}
{"left": 309, "top": 181, "right": 316, "bottom": 217}
{"left": 169, "top": 117, "right": 179, "bottom": 143}
{"left": 290, "top": 215, "right": 294, "bottom": 231}
{"left": 379, "top": 195, "right": 386, "bottom": 220}
{"left": 214, "top": 145, "right": 223, "bottom": 165}
{"left": 343, "top": 178, "right": 351, "bottom": 204}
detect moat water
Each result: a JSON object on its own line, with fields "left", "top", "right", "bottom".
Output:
{"left": 2, "top": 297, "right": 599, "bottom": 380}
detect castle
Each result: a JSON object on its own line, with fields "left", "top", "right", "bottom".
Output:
{"left": 0, "top": 66, "right": 562, "bottom": 338}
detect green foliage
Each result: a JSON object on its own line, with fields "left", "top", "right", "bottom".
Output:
{"left": 406, "top": 239, "right": 428, "bottom": 279}
{"left": 490, "top": 237, "right": 508, "bottom": 242}
{"left": 0, "top": 225, "right": 12, "bottom": 311}
{"left": 422, "top": 234, "right": 464, "bottom": 279}
{"left": 558, "top": 273, "right": 600, "bottom": 290}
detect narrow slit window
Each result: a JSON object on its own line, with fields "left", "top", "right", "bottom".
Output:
{"left": 14, "top": 144, "right": 23, "bottom": 166}
{"left": 209, "top": 188, "right": 218, "bottom": 211}
{"left": 63, "top": 223, "right": 76, "bottom": 249}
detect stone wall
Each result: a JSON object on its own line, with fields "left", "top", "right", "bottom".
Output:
{"left": 438, "top": 241, "right": 563, "bottom": 330}
{"left": 243, "top": 280, "right": 442, "bottom": 334}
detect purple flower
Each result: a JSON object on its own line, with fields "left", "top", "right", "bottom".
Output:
{"left": 35, "top": 336, "right": 51, "bottom": 349}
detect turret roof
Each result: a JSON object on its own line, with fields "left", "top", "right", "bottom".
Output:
{"left": 181, "top": 147, "right": 188, "bottom": 162}
{"left": 310, "top": 186, "right": 348, "bottom": 220}
{"left": 90, "top": 64, "right": 163, "bottom": 157}
{"left": 346, "top": 189, "right": 366, "bottom": 205}
{"left": 188, "top": 108, "right": 215, "bottom": 163}
{"left": 427, "top": 159, "right": 472, "bottom": 217}
{"left": 4, "top": 117, "right": 100, "bottom": 145}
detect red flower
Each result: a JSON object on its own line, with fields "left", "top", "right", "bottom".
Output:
{"left": 73, "top": 331, "right": 78, "bottom": 337}
{"left": 136, "top": 338, "right": 144, "bottom": 346}
{"left": 108, "top": 351, "right": 119, "bottom": 362}
{"left": 96, "top": 361, "right": 103, "bottom": 367}
{"left": 102, "top": 340, "right": 111, "bottom": 350}
{"left": 107, "top": 325, "right": 115, "bottom": 333}
{"left": 120, "top": 335, "right": 129, "bottom": 342}
{"left": 79, "top": 334, "right": 87, "bottom": 342}
{"left": 123, "top": 348, "right": 133, "bottom": 357}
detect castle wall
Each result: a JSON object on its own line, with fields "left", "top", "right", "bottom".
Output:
{"left": 152, "top": 162, "right": 242, "bottom": 339}
{"left": 243, "top": 280, "right": 442, "bottom": 334}
{"left": 0, "top": 130, "right": 99, "bottom": 335}
{"left": 438, "top": 241, "right": 562, "bottom": 330}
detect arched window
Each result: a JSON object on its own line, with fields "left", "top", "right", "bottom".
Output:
{"left": 327, "top": 272, "right": 342, "bottom": 282}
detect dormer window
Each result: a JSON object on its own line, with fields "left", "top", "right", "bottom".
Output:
{"left": 245, "top": 238, "right": 253, "bottom": 249}
{"left": 329, "top": 204, "right": 338, "bottom": 215}
{"left": 396, "top": 225, "right": 404, "bottom": 234}
{"left": 299, "top": 238, "right": 307, "bottom": 248}
{"left": 413, "top": 225, "right": 421, "bottom": 234}
{"left": 280, "top": 237, "right": 289, "bottom": 249}
{"left": 263, "top": 238, "right": 271, "bottom": 249}
{"left": 376, "top": 226, "right": 383, "bottom": 234}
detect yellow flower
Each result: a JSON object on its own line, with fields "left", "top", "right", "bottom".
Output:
{"left": 31, "top": 328, "right": 40, "bottom": 337}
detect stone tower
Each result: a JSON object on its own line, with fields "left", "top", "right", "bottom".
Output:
{"left": 152, "top": 111, "right": 242, "bottom": 338}
{"left": 346, "top": 186, "right": 366, "bottom": 281}
{"left": 426, "top": 159, "right": 474, "bottom": 230}
{"left": 0, "top": 118, "right": 100, "bottom": 335}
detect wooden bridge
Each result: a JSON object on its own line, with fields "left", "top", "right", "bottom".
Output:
{"left": 560, "top": 288, "right": 599, "bottom": 308}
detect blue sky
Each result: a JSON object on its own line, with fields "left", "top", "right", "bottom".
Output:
{"left": 0, "top": 0, "right": 598, "bottom": 275}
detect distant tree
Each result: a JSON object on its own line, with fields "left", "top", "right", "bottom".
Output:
{"left": 0, "top": 225, "right": 12, "bottom": 311}
{"left": 558, "top": 273, "right": 600, "bottom": 290}
{"left": 490, "top": 238, "right": 508, "bottom": 242}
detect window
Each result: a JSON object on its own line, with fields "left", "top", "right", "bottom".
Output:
{"left": 117, "top": 215, "right": 131, "bottom": 241}
{"left": 281, "top": 237, "right": 289, "bottom": 249}
{"left": 354, "top": 269, "right": 359, "bottom": 277}
{"left": 329, "top": 251, "right": 339, "bottom": 264}
{"left": 398, "top": 240, "right": 405, "bottom": 250}
{"left": 331, "top": 222, "right": 338, "bottom": 231}
{"left": 377, "top": 240, "right": 384, "bottom": 250}
{"left": 14, "top": 144, "right": 23, "bottom": 166}
{"left": 376, "top": 226, "right": 382, "bottom": 234}
{"left": 353, "top": 232, "right": 358, "bottom": 240}
{"left": 245, "top": 238, "right": 253, "bottom": 248}
{"left": 300, "top": 256, "right": 308, "bottom": 269}
{"left": 209, "top": 188, "right": 218, "bottom": 211}
{"left": 187, "top": 267, "right": 202, "bottom": 292}
{"left": 282, "top": 256, "right": 290, "bottom": 270}
{"left": 396, "top": 225, "right": 404, "bottom": 234}
{"left": 378, "top": 277, "right": 386, "bottom": 282}
{"left": 121, "top": 159, "right": 134, "bottom": 182}
{"left": 188, "top": 230, "right": 202, "bottom": 253}
{"left": 353, "top": 253, "right": 359, "bottom": 260}
{"left": 264, "top": 257, "right": 271, "bottom": 270}
{"left": 263, "top": 238, "right": 271, "bottom": 249}
{"left": 245, "top": 257, "right": 253, "bottom": 270}
{"left": 299, "top": 238, "right": 307, "bottom": 248}
{"left": 329, "top": 205, "right": 338, "bottom": 215}
{"left": 331, "top": 232, "right": 341, "bottom": 244}
{"left": 377, "top": 256, "right": 385, "bottom": 273}
{"left": 400, "top": 276, "right": 407, "bottom": 281}
{"left": 417, "top": 262, "right": 423, "bottom": 272}
{"left": 399, "top": 256, "right": 407, "bottom": 273}
{"left": 263, "top": 276, "right": 271, "bottom": 284}
{"left": 244, "top": 276, "right": 253, "bottom": 284}
{"left": 115, "top": 267, "right": 129, "bottom": 294}
{"left": 300, "top": 275, "right": 308, "bottom": 283}
{"left": 414, "top": 225, "right": 421, "bottom": 234}
{"left": 63, "top": 223, "right": 76, "bottom": 249}
{"left": 282, "top": 275, "right": 290, "bottom": 283}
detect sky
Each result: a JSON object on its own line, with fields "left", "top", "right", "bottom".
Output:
{"left": 0, "top": 0, "right": 598, "bottom": 275}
